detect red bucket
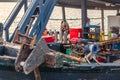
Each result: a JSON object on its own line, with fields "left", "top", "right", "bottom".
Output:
{"left": 42, "top": 36, "right": 55, "bottom": 43}
{"left": 70, "top": 28, "right": 82, "bottom": 44}
{"left": 70, "top": 28, "right": 82, "bottom": 39}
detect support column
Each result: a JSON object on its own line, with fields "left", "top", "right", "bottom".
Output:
{"left": 117, "top": 9, "right": 119, "bottom": 14}
{"left": 116, "top": 9, "right": 120, "bottom": 16}
{"left": 81, "top": 0, "right": 87, "bottom": 38}
{"left": 62, "top": 6, "right": 66, "bottom": 21}
{"left": 101, "top": 9, "right": 104, "bottom": 31}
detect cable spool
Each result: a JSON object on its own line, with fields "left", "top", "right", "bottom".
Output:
{"left": 84, "top": 44, "right": 99, "bottom": 54}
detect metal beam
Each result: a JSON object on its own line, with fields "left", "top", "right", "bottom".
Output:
{"left": 24, "top": 0, "right": 28, "bottom": 12}
{"left": 18, "top": 0, "right": 40, "bottom": 34}
{"left": 117, "top": 9, "right": 120, "bottom": 14}
{"left": 88, "top": 0, "right": 109, "bottom": 5}
{"left": 101, "top": 9, "right": 104, "bottom": 31}
{"left": 36, "top": 0, "right": 57, "bottom": 41}
{"left": 4, "top": 0, "right": 24, "bottom": 41}
{"left": 81, "top": 0, "right": 87, "bottom": 38}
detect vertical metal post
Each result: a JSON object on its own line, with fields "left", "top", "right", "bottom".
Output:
{"left": 101, "top": 9, "right": 104, "bottom": 31}
{"left": 116, "top": 9, "right": 120, "bottom": 16}
{"left": 117, "top": 9, "right": 119, "bottom": 14}
{"left": 62, "top": 6, "right": 66, "bottom": 21}
{"left": 81, "top": 0, "right": 87, "bottom": 38}
{"left": 24, "top": 0, "right": 28, "bottom": 12}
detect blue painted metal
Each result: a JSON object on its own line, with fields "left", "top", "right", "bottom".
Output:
{"left": 29, "top": 1, "right": 49, "bottom": 37}
{"left": 18, "top": 0, "right": 41, "bottom": 34}
{"left": 5, "top": 0, "right": 57, "bottom": 42}
{"left": 30, "top": 0, "right": 50, "bottom": 37}
{"left": 29, "top": 0, "right": 57, "bottom": 41}
{"left": 9, "top": 0, "right": 41, "bottom": 42}
{"left": 4, "top": 0, "right": 24, "bottom": 42}
{"left": 5, "top": 30, "right": 9, "bottom": 42}
{"left": 36, "top": 0, "right": 57, "bottom": 41}
{"left": 24, "top": 0, "right": 28, "bottom": 12}
{"left": 9, "top": 27, "right": 18, "bottom": 42}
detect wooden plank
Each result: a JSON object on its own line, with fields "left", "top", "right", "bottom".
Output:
{"left": 97, "top": 37, "right": 120, "bottom": 46}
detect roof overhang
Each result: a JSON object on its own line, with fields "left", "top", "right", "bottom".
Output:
{"left": 56, "top": 0, "right": 120, "bottom": 10}
{"left": 0, "top": 0, "right": 120, "bottom": 10}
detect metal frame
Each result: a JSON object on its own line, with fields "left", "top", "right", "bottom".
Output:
{"left": 4, "top": 0, "right": 24, "bottom": 42}
{"left": 29, "top": 0, "right": 57, "bottom": 41}
{"left": 4, "top": 0, "right": 57, "bottom": 42}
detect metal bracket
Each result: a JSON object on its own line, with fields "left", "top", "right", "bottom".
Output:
{"left": 13, "top": 30, "right": 33, "bottom": 46}
{"left": 22, "top": 38, "right": 49, "bottom": 74}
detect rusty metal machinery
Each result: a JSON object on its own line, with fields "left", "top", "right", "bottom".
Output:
{"left": 14, "top": 38, "right": 85, "bottom": 74}
{"left": 5, "top": 0, "right": 58, "bottom": 79}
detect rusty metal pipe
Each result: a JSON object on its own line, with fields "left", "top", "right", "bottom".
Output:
{"left": 34, "top": 68, "right": 41, "bottom": 80}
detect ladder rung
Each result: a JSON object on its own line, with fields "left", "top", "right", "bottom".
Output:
{"left": 14, "top": 41, "right": 31, "bottom": 46}
{"left": 37, "top": 5, "right": 40, "bottom": 8}
{"left": 18, "top": 34, "right": 33, "bottom": 40}
{"left": 32, "top": 15, "right": 38, "bottom": 18}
